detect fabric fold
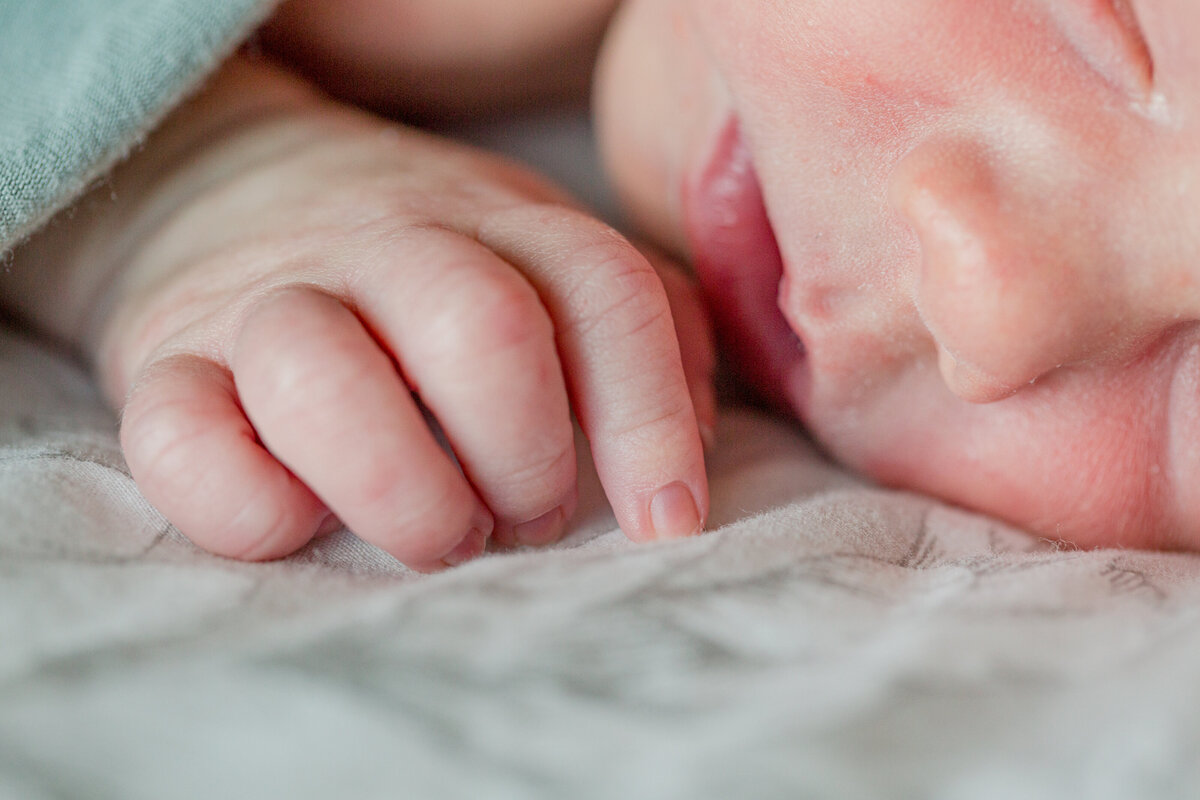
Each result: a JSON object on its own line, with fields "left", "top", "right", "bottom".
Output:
{"left": 0, "top": 0, "right": 276, "bottom": 252}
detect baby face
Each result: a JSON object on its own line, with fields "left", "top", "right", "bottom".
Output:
{"left": 597, "top": 0, "right": 1200, "bottom": 548}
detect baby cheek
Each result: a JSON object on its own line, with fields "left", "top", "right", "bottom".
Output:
{"left": 595, "top": 0, "right": 730, "bottom": 253}
{"left": 842, "top": 360, "right": 1174, "bottom": 551}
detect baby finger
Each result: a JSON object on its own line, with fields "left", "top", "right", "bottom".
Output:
{"left": 353, "top": 227, "right": 579, "bottom": 547}
{"left": 232, "top": 287, "right": 493, "bottom": 570}
{"left": 121, "top": 354, "right": 330, "bottom": 561}
{"left": 476, "top": 206, "right": 710, "bottom": 543}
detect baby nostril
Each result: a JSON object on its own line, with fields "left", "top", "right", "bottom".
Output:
{"left": 935, "top": 344, "right": 1025, "bottom": 404}
{"left": 893, "top": 139, "right": 1095, "bottom": 401}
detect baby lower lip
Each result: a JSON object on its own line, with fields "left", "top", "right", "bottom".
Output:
{"left": 683, "top": 117, "right": 808, "bottom": 411}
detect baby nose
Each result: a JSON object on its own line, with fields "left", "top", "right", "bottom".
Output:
{"left": 890, "top": 139, "right": 1178, "bottom": 402}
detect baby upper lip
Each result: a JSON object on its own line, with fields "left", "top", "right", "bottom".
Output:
{"left": 683, "top": 117, "right": 804, "bottom": 410}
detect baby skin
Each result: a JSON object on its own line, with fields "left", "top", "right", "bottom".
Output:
{"left": 5, "top": 5, "right": 713, "bottom": 572}
{"left": 600, "top": 0, "right": 1200, "bottom": 551}
{"left": 10, "top": 0, "right": 1200, "bottom": 567}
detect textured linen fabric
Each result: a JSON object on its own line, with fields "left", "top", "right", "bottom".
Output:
{"left": 3, "top": 322, "right": 1200, "bottom": 799}
{"left": 0, "top": 0, "right": 275, "bottom": 252}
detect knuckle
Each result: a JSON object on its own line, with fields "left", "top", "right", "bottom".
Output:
{"left": 347, "top": 455, "right": 415, "bottom": 514}
{"left": 383, "top": 489, "right": 477, "bottom": 562}
{"left": 239, "top": 286, "right": 327, "bottom": 346}
{"left": 469, "top": 202, "right": 679, "bottom": 343}
{"left": 484, "top": 443, "right": 576, "bottom": 510}
{"left": 236, "top": 294, "right": 376, "bottom": 411}
{"left": 217, "top": 494, "right": 297, "bottom": 562}
{"left": 121, "top": 380, "right": 210, "bottom": 485}
{"left": 349, "top": 459, "right": 465, "bottom": 537}
{"left": 482, "top": 200, "right": 597, "bottom": 234}
{"left": 563, "top": 246, "right": 673, "bottom": 340}
{"left": 613, "top": 396, "right": 693, "bottom": 440}
{"left": 256, "top": 341, "right": 372, "bottom": 416}
{"left": 568, "top": 224, "right": 647, "bottom": 276}
{"left": 421, "top": 268, "right": 551, "bottom": 358}
{"left": 460, "top": 279, "right": 551, "bottom": 354}
{"left": 121, "top": 367, "right": 312, "bottom": 561}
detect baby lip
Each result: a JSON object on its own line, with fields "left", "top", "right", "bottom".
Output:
{"left": 684, "top": 116, "right": 805, "bottom": 410}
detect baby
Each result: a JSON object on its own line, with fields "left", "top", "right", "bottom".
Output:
{"left": 7, "top": 0, "right": 1198, "bottom": 570}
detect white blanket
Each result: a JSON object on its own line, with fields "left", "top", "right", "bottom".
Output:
{"left": 5, "top": 112, "right": 1200, "bottom": 799}
{"left": 3, "top": 322, "right": 1200, "bottom": 799}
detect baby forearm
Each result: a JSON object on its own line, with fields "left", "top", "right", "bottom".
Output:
{"left": 3, "top": 0, "right": 625, "bottom": 356}
{"left": 259, "top": 0, "right": 621, "bottom": 119}
{"left": 0, "top": 55, "right": 328, "bottom": 364}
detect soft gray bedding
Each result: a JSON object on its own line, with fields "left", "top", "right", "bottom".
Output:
{"left": 4, "top": 320, "right": 1200, "bottom": 799}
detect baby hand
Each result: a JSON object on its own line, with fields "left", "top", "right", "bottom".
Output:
{"left": 91, "top": 60, "right": 713, "bottom": 570}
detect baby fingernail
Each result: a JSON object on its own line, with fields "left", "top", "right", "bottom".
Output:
{"left": 443, "top": 527, "right": 489, "bottom": 567}
{"left": 315, "top": 512, "right": 343, "bottom": 537}
{"left": 649, "top": 482, "right": 704, "bottom": 541}
{"left": 513, "top": 506, "right": 565, "bottom": 547}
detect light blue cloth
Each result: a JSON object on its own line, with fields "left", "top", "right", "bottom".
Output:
{"left": 0, "top": 0, "right": 275, "bottom": 252}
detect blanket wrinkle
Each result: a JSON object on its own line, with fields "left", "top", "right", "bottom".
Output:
{"left": 2, "top": 319, "right": 1200, "bottom": 796}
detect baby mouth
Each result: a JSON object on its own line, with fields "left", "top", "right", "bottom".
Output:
{"left": 683, "top": 117, "right": 808, "bottom": 412}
